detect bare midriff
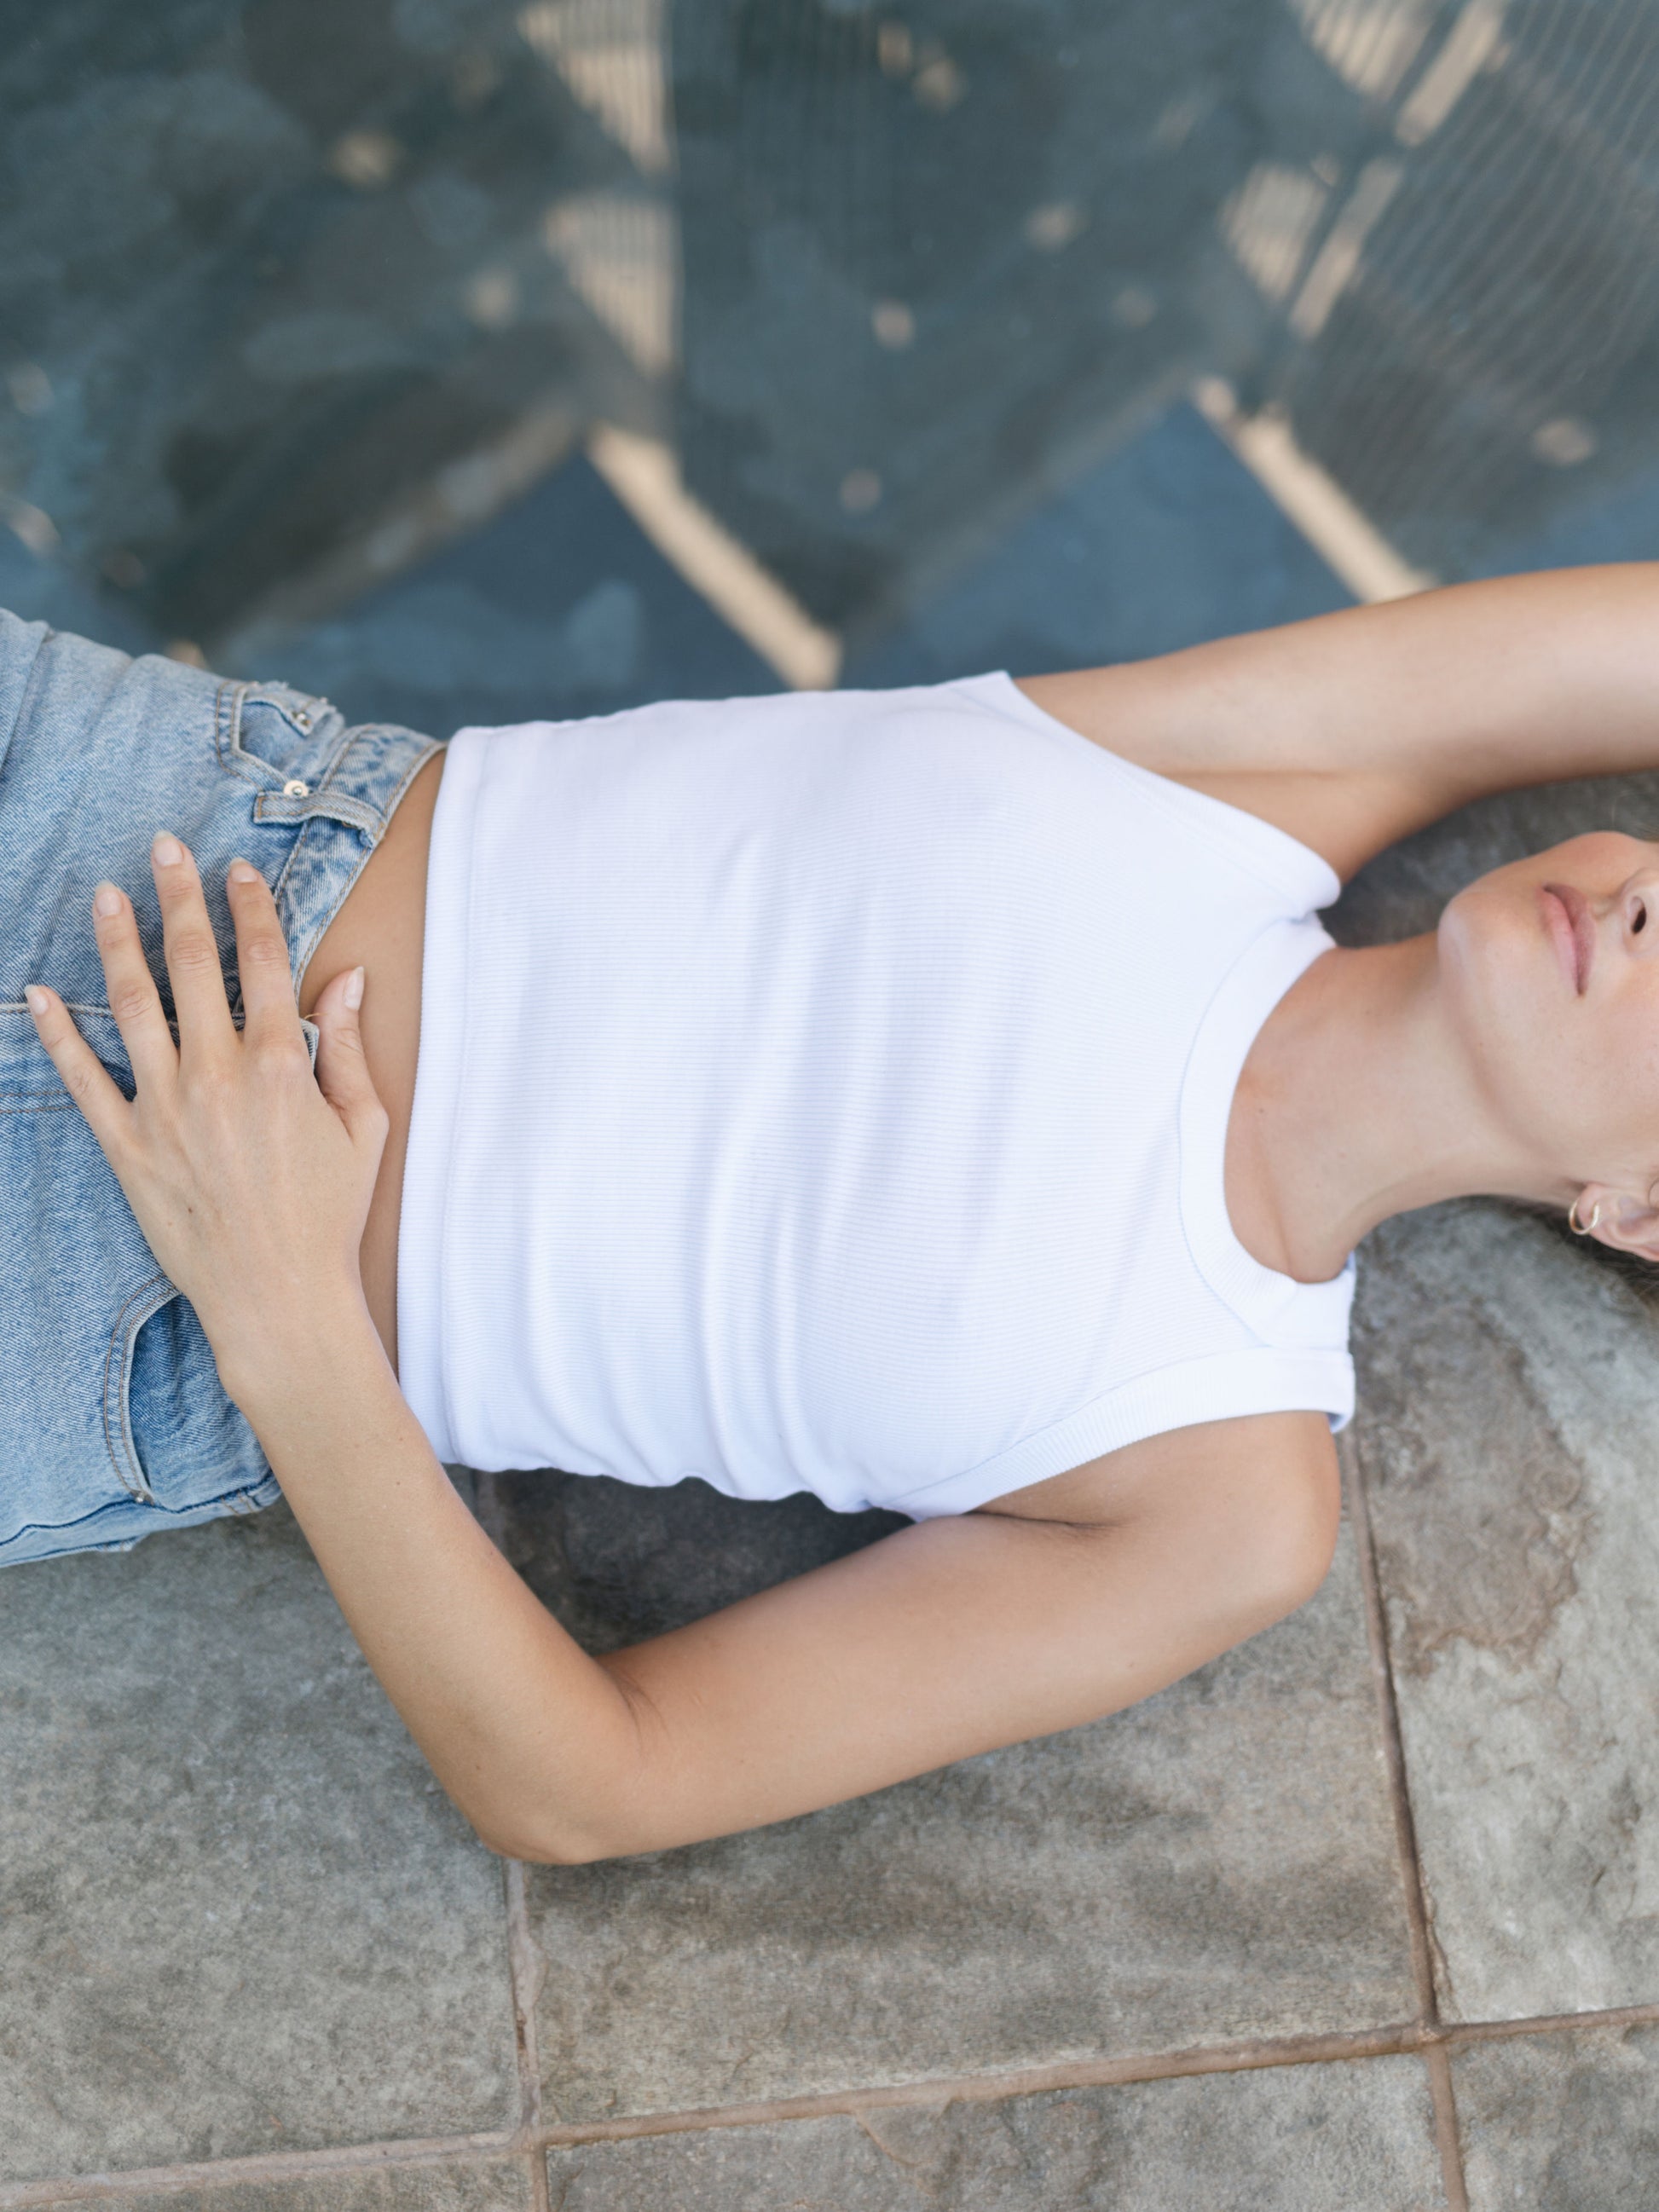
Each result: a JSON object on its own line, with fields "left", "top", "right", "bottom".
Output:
{"left": 298, "top": 747, "right": 445, "bottom": 1377}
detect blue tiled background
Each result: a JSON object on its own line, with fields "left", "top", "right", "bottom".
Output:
{"left": 9, "top": 385, "right": 1657, "bottom": 741}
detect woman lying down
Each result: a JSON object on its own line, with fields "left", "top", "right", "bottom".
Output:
{"left": 4, "top": 567, "right": 1652, "bottom": 1863}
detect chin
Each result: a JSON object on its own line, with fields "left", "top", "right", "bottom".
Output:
{"left": 1438, "top": 862, "right": 1535, "bottom": 996}
{"left": 1435, "top": 861, "right": 1567, "bottom": 1120}
{"left": 1437, "top": 836, "right": 1637, "bottom": 1158}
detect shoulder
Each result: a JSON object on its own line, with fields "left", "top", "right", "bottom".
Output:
{"left": 1013, "top": 594, "right": 1470, "bottom": 884}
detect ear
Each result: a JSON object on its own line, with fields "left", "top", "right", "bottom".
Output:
{"left": 1572, "top": 1181, "right": 1659, "bottom": 1262}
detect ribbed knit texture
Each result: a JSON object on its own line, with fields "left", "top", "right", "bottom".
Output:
{"left": 397, "top": 673, "right": 1355, "bottom": 1517}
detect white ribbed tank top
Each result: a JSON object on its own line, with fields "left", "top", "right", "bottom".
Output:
{"left": 397, "top": 673, "right": 1356, "bottom": 1517}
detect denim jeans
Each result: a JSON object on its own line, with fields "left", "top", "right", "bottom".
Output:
{"left": 0, "top": 609, "right": 440, "bottom": 1565}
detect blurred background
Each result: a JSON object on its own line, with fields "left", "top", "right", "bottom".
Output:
{"left": 3, "top": 0, "right": 1658, "bottom": 735}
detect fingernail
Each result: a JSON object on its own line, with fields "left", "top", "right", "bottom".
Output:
{"left": 24, "top": 985, "right": 47, "bottom": 1015}
{"left": 152, "top": 831, "right": 182, "bottom": 867}
{"left": 228, "top": 858, "right": 260, "bottom": 886}
{"left": 344, "top": 966, "right": 365, "bottom": 1010}
{"left": 93, "top": 881, "right": 122, "bottom": 917}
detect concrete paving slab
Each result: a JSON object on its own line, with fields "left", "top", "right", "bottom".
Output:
{"left": 1452, "top": 2023, "right": 1659, "bottom": 2211}
{"left": 109, "top": 2159, "right": 536, "bottom": 2212}
{"left": 1351, "top": 1204, "right": 1659, "bottom": 2024}
{"left": 0, "top": 1504, "right": 519, "bottom": 2184}
{"left": 1334, "top": 773, "right": 1659, "bottom": 2026}
{"left": 492, "top": 1471, "right": 1416, "bottom": 2122}
{"left": 542, "top": 2056, "right": 1446, "bottom": 2209}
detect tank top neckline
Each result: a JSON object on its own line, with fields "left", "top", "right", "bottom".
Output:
{"left": 974, "top": 667, "right": 1354, "bottom": 1340}
{"left": 1178, "top": 918, "right": 1357, "bottom": 1345}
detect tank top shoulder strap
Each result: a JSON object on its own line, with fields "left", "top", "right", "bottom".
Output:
{"left": 955, "top": 669, "right": 1341, "bottom": 921}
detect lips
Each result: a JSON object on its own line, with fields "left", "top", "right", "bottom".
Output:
{"left": 1541, "top": 881, "right": 1596, "bottom": 994}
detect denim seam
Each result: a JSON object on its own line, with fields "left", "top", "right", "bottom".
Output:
{"left": 6, "top": 621, "right": 52, "bottom": 773}
{"left": 270, "top": 816, "right": 334, "bottom": 996}
{"left": 268, "top": 731, "right": 439, "bottom": 993}
{"left": 217, "top": 679, "right": 309, "bottom": 789}
{"left": 101, "top": 1269, "right": 173, "bottom": 1502}
{"left": 213, "top": 679, "right": 262, "bottom": 789}
{"left": 253, "top": 788, "right": 383, "bottom": 833}
{"left": 2, "top": 997, "right": 124, "bottom": 1021}
{"left": 254, "top": 720, "right": 427, "bottom": 835}
{"left": 0, "top": 1470, "right": 282, "bottom": 1558}
{"left": 2, "top": 997, "right": 118, "bottom": 1102}
{"left": 217, "top": 679, "right": 271, "bottom": 790}
{"left": 222, "top": 679, "right": 357, "bottom": 796}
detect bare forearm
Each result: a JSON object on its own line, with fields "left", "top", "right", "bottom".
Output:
{"left": 229, "top": 1317, "right": 1315, "bottom": 1865}
{"left": 227, "top": 1312, "right": 640, "bottom": 1861}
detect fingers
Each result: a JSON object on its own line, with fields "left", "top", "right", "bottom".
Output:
{"left": 151, "top": 832, "right": 236, "bottom": 1059}
{"left": 225, "top": 857, "right": 302, "bottom": 1048}
{"left": 86, "top": 876, "right": 181, "bottom": 1093}
{"left": 312, "top": 963, "right": 390, "bottom": 1156}
{"left": 24, "top": 984, "right": 135, "bottom": 1158}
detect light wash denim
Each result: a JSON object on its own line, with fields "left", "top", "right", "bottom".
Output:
{"left": 0, "top": 609, "right": 441, "bottom": 1566}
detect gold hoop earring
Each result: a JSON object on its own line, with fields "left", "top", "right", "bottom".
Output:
{"left": 1569, "top": 1197, "right": 1603, "bottom": 1237}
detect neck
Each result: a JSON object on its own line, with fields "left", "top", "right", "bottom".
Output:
{"left": 1226, "top": 934, "right": 1558, "bottom": 1284}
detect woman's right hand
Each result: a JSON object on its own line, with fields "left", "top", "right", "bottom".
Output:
{"left": 26, "top": 831, "right": 390, "bottom": 1400}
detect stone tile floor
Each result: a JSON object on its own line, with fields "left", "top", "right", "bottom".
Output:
{"left": 14, "top": 1399, "right": 1659, "bottom": 2210}
{"left": 9, "top": 403, "right": 1659, "bottom": 2207}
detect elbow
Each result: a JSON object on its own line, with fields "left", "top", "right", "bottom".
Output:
{"left": 1242, "top": 1462, "right": 1343, "bottom": 1631}
{"left": 1259, "top": 1516, "right": 1338, "bottom": 1626}
{"left": 468, "top": 1801, "right": 633, "bottom": 1867}
{"left": 486, "top": 1828, "right": 616, "bottom": 1868}
{"left": 1203, "top": 1441, "right": 1344, "bottom": 1642}
{"left": 537, "top": 1836, "right": 612, "bottom": 1867}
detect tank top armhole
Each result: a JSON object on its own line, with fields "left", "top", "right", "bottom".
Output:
{"left": 962, "top": 669, "right": 1343, "bottom": 916}
{"left": 882, "top": 1347, "right": 1356, "bottom": 1522}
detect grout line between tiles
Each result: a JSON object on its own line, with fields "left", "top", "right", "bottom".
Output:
{"left": 1343, "top": 1431, "right": 1467, "bottom": 2207}
{"left": 528, "top": 1998, "right": 1659, "bottom": 2149}
{"left": 504, "top": 1858, "right": 552, "bottom": 2212}
{"left": 12, "top": 2001, "right": 1659, "bottom": 2202}
{"left": 533, "top": 2024, "right": 1435, "bottom": 2147}
{"left": 1444, "top": 2001, "right": 1659, "bottom": 2046}
{"left": 476, "top": 1470, "right": 553, "bottom": 2212}
{"left": 523, "top": 2147, "right": 552, "bottom": 2212}
{"left": 1420, "top": 2042, "right": 1470, "bottom": 2212}
{"left": 1342, "top": 1433, "right": 1439, "bottom": 2023}
{"left": 0, "top": 2139, "right": 521, "bottom": 2209}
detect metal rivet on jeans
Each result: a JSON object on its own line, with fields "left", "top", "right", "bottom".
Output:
{"left": 282, "top": 777, "right": 310, "bottom": 798}
{"left": 292, "top": 707, "right": 312, "bottom": 730}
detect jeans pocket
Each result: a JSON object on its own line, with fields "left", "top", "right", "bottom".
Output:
{"left": 117, "top": 1279, "right": 275, "bottom": 1518}
{"left": 218, "top": 682, "right": 343, "bottom": 794}
{"left": 0, "top": 1018, "right": 277, "bottom": 1565}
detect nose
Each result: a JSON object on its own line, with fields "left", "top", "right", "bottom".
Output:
{"left": 1617, "top": 866, "right": 1659, "bottom": 954}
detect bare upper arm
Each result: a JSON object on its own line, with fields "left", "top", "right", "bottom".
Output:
{"left": 1017, "top": 615, "right": 1436, "bottom": 885}
{"left": 562, "top": 1412, "right": 1339, "bottom": 1860}
{"left": 974, "top": 1407, "right": 1340, "bottom": 1539}
{"left": 1016, "top": 569, "right": 1659, "bottom": 883}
